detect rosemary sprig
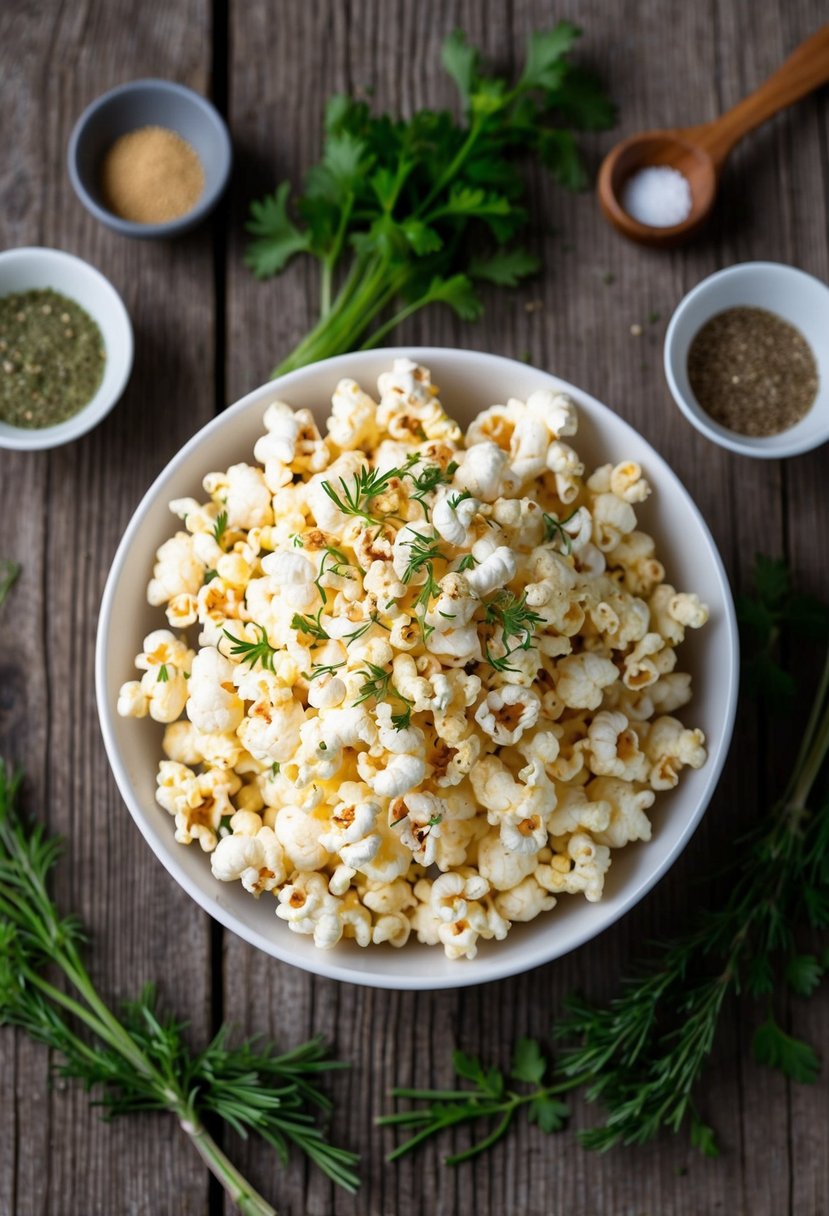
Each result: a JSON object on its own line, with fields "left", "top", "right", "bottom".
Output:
{"left": 0, "top": 763, "right": 360, "bottom": 1209}
{"left": 222, "top": 623, "right": 277, "bottom": 671}
{"left": 378, "top": 1038, "right": 572, "bottom": 1164}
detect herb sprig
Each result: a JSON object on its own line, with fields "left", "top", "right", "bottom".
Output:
{"left": 483, "top": 590, "right": 545, "bottom": 671}
{"left": 378, "top": 1038, "right": 572, "bottom": 1164}
{"left": 408, "top": 461, "right": 459, "bottom": 520}
{"left": 246, "top": 26, "right": 614, "bottom": 374}
{"left": 0, "top": 763, "right": 359, "bottom": 1210}
{"left": 401, "top": 530, "right": 447, "bottom": 645}
{"left": 222, "top": 622, "right": 277, "bottom": 671}
{"left": 212, "top": 510, "right": 229, "bottom": 547}
{"left": 321, "top": 463, "right": 414, "bottom": 525}
{"left": 542, "top": 507, "right": 578, "bottom": 553}
{"left": 354, "top": 661, "right": 414, "bottom": 731}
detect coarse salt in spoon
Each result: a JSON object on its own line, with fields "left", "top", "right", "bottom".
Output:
{"left": 597, "top": 24, "right": 829, "bottom": 247}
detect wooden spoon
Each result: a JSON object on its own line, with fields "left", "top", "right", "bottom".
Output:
{"left": 597, "top": 24, "right": 829, "bottom": 247}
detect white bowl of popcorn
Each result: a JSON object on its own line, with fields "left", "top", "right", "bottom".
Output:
{"left": 96, "top": 348, "right": 738, "bottom": 990}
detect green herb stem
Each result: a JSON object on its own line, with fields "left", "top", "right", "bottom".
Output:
{"left": 182, "top": 1119, "right": 278, "bottom": 1216}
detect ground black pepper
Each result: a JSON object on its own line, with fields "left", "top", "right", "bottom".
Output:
{"left": 687, "top": 306, "right": 818, "bottom": 437}
{"left": 0, "top": 289, "right": 105, "bottom": 428}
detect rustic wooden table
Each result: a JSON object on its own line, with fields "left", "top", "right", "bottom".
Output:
{"left": 1, "top": 1, "right": 828, "bottom": 1213}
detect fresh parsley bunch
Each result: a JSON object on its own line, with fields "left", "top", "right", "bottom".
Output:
{"left": 245, "top": 24, "right": 615, "bottom": 374}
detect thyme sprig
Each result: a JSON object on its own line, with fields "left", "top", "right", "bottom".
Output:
{"left": 0, "top": 763, "right": 360, "bottom": 1210}
{"left": 222, "top": 623, "right": 277, "bottom": 671}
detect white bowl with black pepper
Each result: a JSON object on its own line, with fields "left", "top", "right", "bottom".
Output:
{"left": 664, "top": 262, "right": 829, "bottom": 458}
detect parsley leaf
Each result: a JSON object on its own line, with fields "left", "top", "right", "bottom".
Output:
{"left": 753, "top": 1018, "right": 820, "bottom": 1084}
{"left": 510, "top": 1036, "right": 547, "bottom": 1085}
{"left": 785, "top": 954, "right": 825, "bottom": 997}
{"left": 245, "top": 182, "right": 312, "bottom": 279}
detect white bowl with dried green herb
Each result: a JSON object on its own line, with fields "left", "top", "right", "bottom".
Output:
{"left": 0, "top": 247, "right": 133, "bottom": 451}
{"left": 664, "top": 262, "right": 829, "bottom": 458}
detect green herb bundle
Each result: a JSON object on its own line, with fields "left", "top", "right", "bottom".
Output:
{"left": 245, "top": 24, "right": 614, "bottom": 375}
{"left": 381, "top": 557, "right": 829, "bottom": 1163}
{"left": 0, "top": 764, "right": 359, "bottom": 1215}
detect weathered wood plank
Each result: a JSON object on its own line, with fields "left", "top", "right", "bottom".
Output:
{"left": 0, "top": 0, "right": 216, "bottom": 1212}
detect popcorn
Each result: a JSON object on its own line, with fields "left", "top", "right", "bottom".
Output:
{"left": 211, "top": 826, "right": 286, "bottom": 894}
{"left": 120, "top": 358, "right": 708, "bottom": 961}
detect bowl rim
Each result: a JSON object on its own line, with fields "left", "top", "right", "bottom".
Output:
{"left": 67, "top": 77, "right": 232, "bottom": 239}
{"left": 0, "top": 246, "right": 133, "bottom": 451}
{"left": 96, "top": 347, "right": 739, "bottom": 989}
{"left": 663, "top": 261, "right": 829, "bottom": 459}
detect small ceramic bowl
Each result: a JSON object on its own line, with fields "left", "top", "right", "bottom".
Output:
{"left": 0, "top": 247, "right": 133, "bottom": 452}
{"left": 664, "top": 262, "right": 829, "bottom": 458}
{"left": 68, "top": 79, "right": 232, "bottom": 239}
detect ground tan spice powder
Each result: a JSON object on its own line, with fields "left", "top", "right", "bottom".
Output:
{"left": 100, "top": 125, "right": 204, "bottom": 224}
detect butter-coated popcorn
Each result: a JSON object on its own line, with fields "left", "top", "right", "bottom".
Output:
{"left": 119, "top": 358, "right": 709, "bottom": 960}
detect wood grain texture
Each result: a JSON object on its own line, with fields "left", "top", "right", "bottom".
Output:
{"left": 0, "top": 1, "right": 216, "bottom": 1213}
{"left": 1, "top": 0, "right": 828, "bottom": 1213}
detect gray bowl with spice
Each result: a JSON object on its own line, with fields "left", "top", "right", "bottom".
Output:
{"left": 0, "top": 247, "right": 133, "bottom": 451}
{"left": 664, "top": 262, "right": 829, "bottom": 458}
{"left": 68, "top": 79, "right": 232, "bottom": 239}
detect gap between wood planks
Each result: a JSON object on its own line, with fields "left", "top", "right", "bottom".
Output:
{"left": 210, "top": 0, "right": 230, "bottom": 1211}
